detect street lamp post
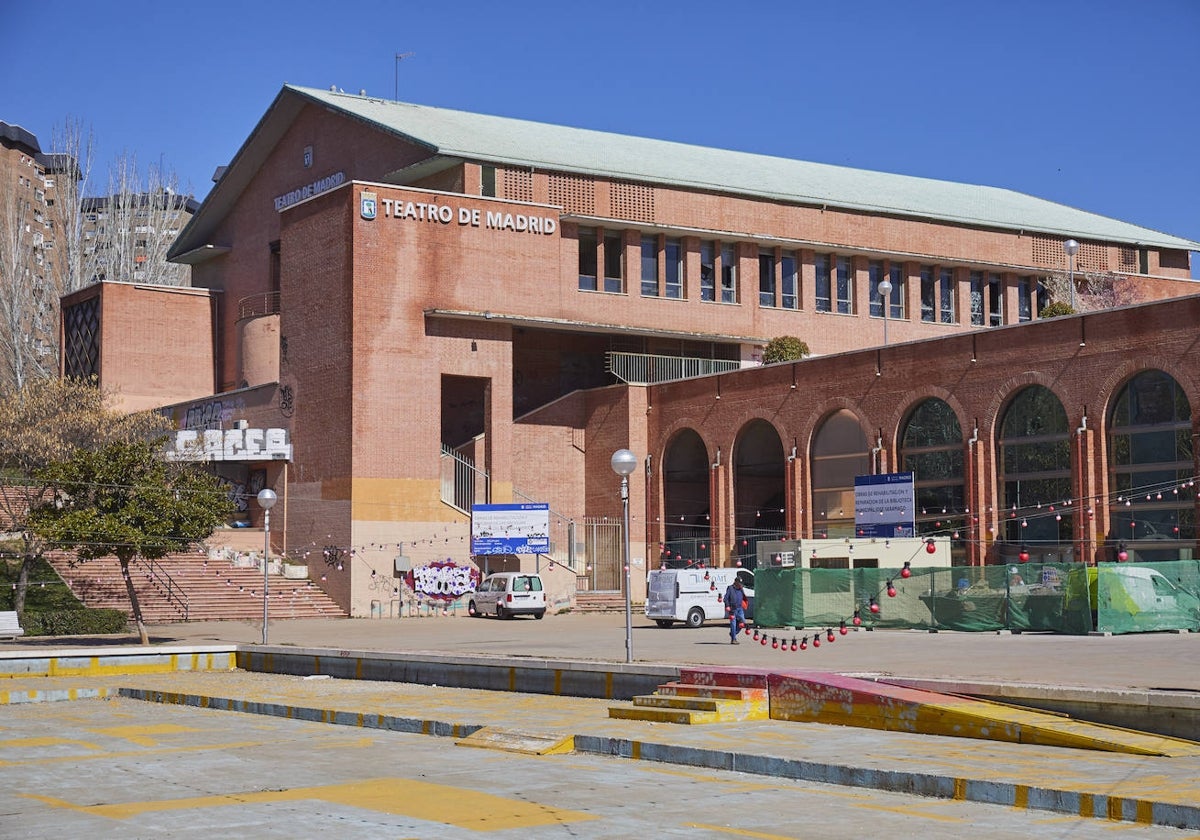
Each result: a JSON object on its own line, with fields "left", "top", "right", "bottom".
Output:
{"left": 610, "top": 449, "right": 638, "bottom": 663}
{"left": 877, "top": 277, "right": 892, "bottom": 345}
{"left": 257, "top": 488, "right": 277, "bottom": 645}
{"left": 1063, "top": 239, "right": 1079, "bottom": 310}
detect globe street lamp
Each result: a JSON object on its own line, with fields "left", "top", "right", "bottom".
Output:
{"left": 610, "top": 449, "right": 638, "bottom": 663}
{"left": 257, "top": 488, "right": 277, "bottom": 644}
{"left": 877, "top": 277, "right": 892, "bottom": 346}
{"left": 1063, "top": 239, "right": 1079, "bottom": 310}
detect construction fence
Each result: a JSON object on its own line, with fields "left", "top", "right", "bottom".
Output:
{"left": 752, "top": 560, "right": 1200, "bottom": 636}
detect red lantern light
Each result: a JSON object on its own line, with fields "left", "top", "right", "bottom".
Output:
{"left": 799, "top": 637, "right": 808, "bottom": 651}
{"left": 772, "top": 637, "right": 779, "bottom": 649}
{"left": 887, "top": 582, "right": 897, "bottom": 598}
{"left": 790, "top": 638, "right": 798, "bottom": 651}
{"left": 839, "top": 621, "right": 848, "bottom": 635}
{"left": 812, "top": 636, "right": 820, "bottom": 648}
{"left": 1018, "top": 547, "right": 1030, "bottom": 563}
{"left": 900, "top": 561, "right": 912, "bottom": 579}
{"left": 852, "top": 611, "right": 862, "bottom": 626}
{"left": 760, "top": 634, "right": 769, "bottom": 646}
{"left": 752, "top": 629, "right": 760, "bottom": 641}
{"left": 826, "top": 629, "right": 835, "bottom": 643}
{"left": 869, "top": 597, "right": 881, "bottom": 614}
{"left": 925, "top": 539, "right": 936, "bottom": 554}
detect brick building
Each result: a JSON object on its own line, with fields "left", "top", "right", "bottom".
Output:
{"left": 60, "top": 86, "right": 1200, "bottom": 616}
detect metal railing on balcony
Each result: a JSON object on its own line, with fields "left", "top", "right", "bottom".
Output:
{"left": 238, "top": 291, "right": 281, "bottom": 320}
{"left": 605, "top": 351, "right": 742, "bottom": 385}
{"left": 441, "top": 444, "right": 490, "bottom": 514}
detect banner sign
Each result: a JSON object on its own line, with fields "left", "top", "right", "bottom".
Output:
{"left": 854, "top": 472, "right": 916, "bottom": 538}
{"left": 471, "top": 503, "right": 550, "bottom": 555}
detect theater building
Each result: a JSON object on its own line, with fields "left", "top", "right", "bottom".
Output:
{"left": 58, "top": 85, "right": 1200, "bottom": 616}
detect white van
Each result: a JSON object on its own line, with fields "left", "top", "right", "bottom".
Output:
{"left": 469, "top": 572, "right": 546, "bottom": 619}
{"left": 645, "top": 567, "right": 755, "bottom": 628}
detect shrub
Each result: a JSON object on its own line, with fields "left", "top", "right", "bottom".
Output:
{"left": 762, "top": 336, "right": 811, "bottom": 364}
{"left": 21, "top": 608, "right": 129, "bottom": 637}
{"left": 1038, "top": 301, "right": 1075, "bottom": 318}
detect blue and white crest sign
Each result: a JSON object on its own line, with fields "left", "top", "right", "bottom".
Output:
{"left": 360, "top": 191, "right": 377, "bottom": 220}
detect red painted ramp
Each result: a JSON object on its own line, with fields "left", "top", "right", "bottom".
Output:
{"left": 676, "top": 667, "right": 1200, "bottom": 756}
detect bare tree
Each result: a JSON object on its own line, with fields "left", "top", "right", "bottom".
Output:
{"left": 0, "top": 143, "right": 61, "bottom": 390}
{"left": 1040, "top": 270, "right": 1144, "bottom": 314}
{"left": 80, "top": 152, "right": 193, "bottom": 287}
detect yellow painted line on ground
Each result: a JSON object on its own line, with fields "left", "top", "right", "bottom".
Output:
{"left": 0, "top": 737, "right": 104, "bottom": 751}
{"left": 850, "top": 801, "right": 966, "bottom": 823}
{"left": 23, "top": 776, "right": 599, "bottom": 829}
{"left": 685, "top": 823, "right": 799, "bottom": 839}
{"left": 1, "top": 741, "right": 263, "bottom": 766}
{"left": 88, "top": 724, "right": 200, "bottom": 747}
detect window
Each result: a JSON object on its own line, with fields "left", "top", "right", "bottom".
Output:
{"left": 1109, "top": 370, "right": 1193, "bottom": 559}
{"left": 923, "top": 267, "right": 954, "bottom": 323}
{"left": 781, "top": 252, "right": 798, "bottom": 309}
{"left": 603, "top": 232, "right": 623, "bottom": 293}
{"left": 815, "top": 254, "right": 832, "bottom": 312}
{"left": 641, "top": 236, "right": 659, "bottom": 297}
{"left": 939, "top": 268, "right": 955, "bottom": 323}
{"left": 998, "top": 385, "right": 1072, "bottom": 546}
{"left": 758, "top": 250, "right": 776, "bottom": 307}
{"left": 665, "top": 238, "right": 683, "bottom": 299}
{"left": 969, "top": 271, "right": 985, "bottom": 326}
{"left": 1017, "top": 277, "right": 1033, "bottom": 321}
{"left": 700, "top": 241, "right": 716, "bottom": 301}
{"left": 887, "top": 265, "right": 905, "bottom": 319}
{"left": 481, "top": 166, "right": 496, "bottom": 197}
{"left": 868, "top": 261, "right": 886, "bottom": 317}
{"left": 720, "top": 244, "right": 737, "bottom": 303}
{"left": 988, "top": 274, "right": 1004, "bottom": 326}
{"left": 835, "top": 257, "right": 853, "bottom": 314}
{"left": 901, "top": 398, "right": 965, "bottom": 546}
{"left": 578, "top": 227, "right": 598, "bottom": 290}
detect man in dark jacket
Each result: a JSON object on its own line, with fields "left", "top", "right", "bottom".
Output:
{"left": 724, "top": 577, "right": 745, "bottom": 644}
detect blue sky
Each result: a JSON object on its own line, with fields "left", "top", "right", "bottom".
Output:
{"left": 3, "top": 0, "right": 1197, "bottom": 267}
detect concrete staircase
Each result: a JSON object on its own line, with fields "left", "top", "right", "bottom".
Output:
{"left": 608, "top": 671, "right": 770, "bottom": 724}
{"left": 45, "top": 544, "right": 345, "bottom": 623}
{"left": 573, "top": 590, "right": 632, "bottom": 613}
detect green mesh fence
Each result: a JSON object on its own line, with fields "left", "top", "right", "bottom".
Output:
{"left": 752, "top": 560, "right": 1200, "bottom": 635}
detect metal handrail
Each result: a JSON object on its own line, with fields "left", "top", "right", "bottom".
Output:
{"left": 605, "top": 351, "right": 742, "bottom": 385}
{"left": 237, "top": 291, "right": 281, "bottom": 320}
{"left": 132, "top": 554, "right": 189, "bottom": 620}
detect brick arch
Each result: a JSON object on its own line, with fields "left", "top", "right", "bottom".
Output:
{"left": 887, "top": 386, "right": 970, "bottom": 456}
{"left": 983, "top": 371, "right": 1072, "bottom": 434}
{"left": 793, "top": 395, "right": 873, "bottom": 458}
{"left": 1095, "top": 357, "right": 1199, "bottom": 432}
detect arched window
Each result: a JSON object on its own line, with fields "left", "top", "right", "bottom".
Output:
{"left": 1109, "top": 370, "right": 1194, "bottom": 561}
{"left": 811, "top": 409, "right": 868, "bottom": 538}
{"left": 733, "top": 419, "right": 786, "bottom": 566}
{"left": 900, "top": 398, "right": 965, "bottom": 554}
{"left": 998, "top": 386, "right": 1072, "bottom": 548}
{"left": 661, "top": 429, "right": 711, "bottom": 565}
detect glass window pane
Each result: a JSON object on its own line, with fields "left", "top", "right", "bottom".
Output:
{"left": 665, "top": 239, "right": 682, "bottom": 299}
{"left": 781, "top": 253, "right": 797, "bottom": 309}
{"left": 815, "top": 254, "right": 831, "bottom": 312}
{"left": 603, "top": 232, "right": 623, "bottom": 293}
{"left": 700, "top": 241, "right": 715, "bottom": 301}
{"left": 578, "top": 227, "right": 597, "bottom": 291}
{"left": 640, "top": 236, "right": 658, "bottom": 297}
{"left": 758, "top": 251, "right": 775, "bottom": 307}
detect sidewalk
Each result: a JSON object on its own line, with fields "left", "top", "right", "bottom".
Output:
{"left": 2, "top": 614, "right": 1199, "bottom": 829}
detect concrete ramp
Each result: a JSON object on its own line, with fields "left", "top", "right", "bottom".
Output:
{"left": 455, "top": 727, "right": 574, "bottom": 756}
{"left": 769, "top": 672, "right": 1200, "bottom": 757}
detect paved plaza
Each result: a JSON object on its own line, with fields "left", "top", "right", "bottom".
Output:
{"left": 2, "top": 613, "right": 1198, "bottom": 836}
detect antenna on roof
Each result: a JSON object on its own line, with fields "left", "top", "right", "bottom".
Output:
{"left": 394, "top": 51, "right": 414, "bottom": 101}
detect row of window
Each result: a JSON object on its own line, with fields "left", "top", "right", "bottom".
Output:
{"left": 578, "top": 227, "right": 1041, "bottom": 325}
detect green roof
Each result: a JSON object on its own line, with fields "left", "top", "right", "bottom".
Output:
{"left": 169, "top": 85, "right": 1200, "bottom": 261}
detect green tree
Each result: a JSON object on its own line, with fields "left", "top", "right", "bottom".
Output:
{"left": 29, "top": 439, "right": 233, "bottom": 644}
{"left": 1038, "top": 301, "right": 1075, "bottom": 318}
{"left": 762, "top": 336, "right": 811, "bottom": 364}
{"left": 0, "top": 377, "right": 168, "bottom": 618}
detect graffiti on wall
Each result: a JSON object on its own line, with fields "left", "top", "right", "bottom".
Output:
{"left": 405, "top": 560, "right": 480, "bottom": 602}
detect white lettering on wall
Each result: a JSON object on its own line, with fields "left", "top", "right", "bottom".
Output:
{"left": 377, "top": 199, "right": 555, "bottom": 235}
{"left": 166, "top": 428, "right": 293, "bottom": 462}
{"left": 274, "top": 172, "right": 347, "bottom": 212}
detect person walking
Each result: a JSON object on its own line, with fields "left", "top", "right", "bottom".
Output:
{"left": 724, "top": 577, "right": 746, "bottom": 644}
